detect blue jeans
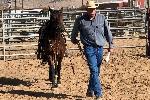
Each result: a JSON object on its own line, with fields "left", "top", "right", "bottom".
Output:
{"left": 84, "top": 45, "right": 103, "bottom": 97}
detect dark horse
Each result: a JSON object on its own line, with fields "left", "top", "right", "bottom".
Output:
{"left": 37, "top": 8, "right": 66, "bottom": 88}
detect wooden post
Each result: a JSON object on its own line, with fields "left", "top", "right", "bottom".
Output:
{"left": 128, "top": 0, "right": 130, "bottom": 7}
{"left": 147, "top": 8, "right": 150, "bottom": 56}
{"left": 146, "top": 0, "right": 150, "bottom": 56}
{"left": 2, "top": 10, "right": 5, "bottom": 61}
{"left": 22, "top": 0, "right": 23, "bottom": 10}
{"left": 15, "top": 0, "right": 16, "bottom": 13}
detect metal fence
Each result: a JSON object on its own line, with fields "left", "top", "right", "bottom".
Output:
{"left": 63, "top": 8, "right": 146, "bottom": 37}
{"left": 0, "top": 8, "right": 146, "bottom": 61}
{"left": 0, "top": 9, "right": 50, "bottom": 60}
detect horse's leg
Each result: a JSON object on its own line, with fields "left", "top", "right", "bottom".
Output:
{"left": 48, "top": 55, "right": 53, "bottom": 82}
{"left": 57, "top": 56, "right": 62, "bottom": 84}
{"left": 48, "top": 54, "right": 59, "bottom": 88}
{"left": 48, "top": 55, "right": 56, "bottom": 88}
{"left": 52, "top": 54, "right": 59, "bottom": 88}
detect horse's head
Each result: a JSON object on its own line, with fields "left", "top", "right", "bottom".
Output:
{"left": 48, "top": 8, "right": 65, "bottom": 32}
{"left": 38, "top": 7, "right": 65, "bottom": 40}
{"left": 49, "top": 8, "right": 63, "bottom": 24}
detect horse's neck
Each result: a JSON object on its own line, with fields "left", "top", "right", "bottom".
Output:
{"left": 45, "top": 18, "right": 65, "bottom": 39}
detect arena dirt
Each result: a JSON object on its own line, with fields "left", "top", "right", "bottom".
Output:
{"left": 0, "top": 38, "right": 150, "bottom": 100}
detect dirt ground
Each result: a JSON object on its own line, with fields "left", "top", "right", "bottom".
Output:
{"left": 0, "top": 38, "right": 150, "bottom": 100}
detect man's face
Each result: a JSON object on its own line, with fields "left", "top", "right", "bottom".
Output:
{"left": 86, "top": 8, "right": 96, "bottom": 18}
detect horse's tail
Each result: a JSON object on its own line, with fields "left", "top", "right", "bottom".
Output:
{"left": 37, "top": 27, "right": 42, "bottom": 59}
{"left": 37, "top": 25, "right": 46, "bottom": 60}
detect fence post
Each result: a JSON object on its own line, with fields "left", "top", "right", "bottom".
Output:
{"left": 2, "top": 10, "right": 5, "bottom": 61}
{"left": 146, "top": 0, "right": 150, "bottom": 57}
{"left": 147, "top": 10, "right": 150, "bottom": 56}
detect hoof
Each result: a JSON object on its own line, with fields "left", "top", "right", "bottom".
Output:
{"left": 49, "top": 77, "right": 53, "bottom": 82}
{"left": 58, "top": 80, "right": 61, "bottom": 84}
{"left": 52, "top": 83, "right": 58, "bottom": 88}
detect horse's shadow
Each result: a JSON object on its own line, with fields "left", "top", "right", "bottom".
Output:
{"left": 0, "top": 90, "right": 71, "bottom": 99}
{"left": 0, "top": 77, "right": 31, "bottom": 86}
{"left": 0, "top": 77, "right": 84, "bottom": 99}
{"left": 0, "top": 88, "right": 83, "bottom": 99}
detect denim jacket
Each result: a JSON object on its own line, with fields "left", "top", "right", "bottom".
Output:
{"left": 71, "top": 13, "right": 113, "bottom": 48}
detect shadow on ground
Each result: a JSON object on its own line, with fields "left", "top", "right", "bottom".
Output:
{"left": 0, "top": 90, "right": 83, "bottom": 99}
{"left": 0, "top": 77, "right": 31, "bottom": 86}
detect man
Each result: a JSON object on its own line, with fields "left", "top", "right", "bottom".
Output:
{"left": 71, "top": 0, "right": 113, "bottom": 100}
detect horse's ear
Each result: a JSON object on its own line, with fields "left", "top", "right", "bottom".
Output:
{"left": 60, "top": 7, "right": 63, "bottom": 11}
{"left": 59, "top": 7, "right": 63, "bottom": 13}
{"left": 49, "top": 7, "right": 54, "bottom": 12}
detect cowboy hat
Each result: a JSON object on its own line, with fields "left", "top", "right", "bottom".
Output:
{"left": 86, "top": 0, "right": 96, "bottom": 9}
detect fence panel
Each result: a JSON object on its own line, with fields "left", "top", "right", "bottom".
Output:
{"left": 0, "top": 8, "right": 146, "bottom": 61}
{"left": 0, "top": 9, "right": 50, "bottom": 60}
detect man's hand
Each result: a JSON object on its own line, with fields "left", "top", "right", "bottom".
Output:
{"left": 71, "top": 38, "right": 79, "bottom": 44}
{"left": 105, "top": 48, "right": 113, "bottom": 63}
